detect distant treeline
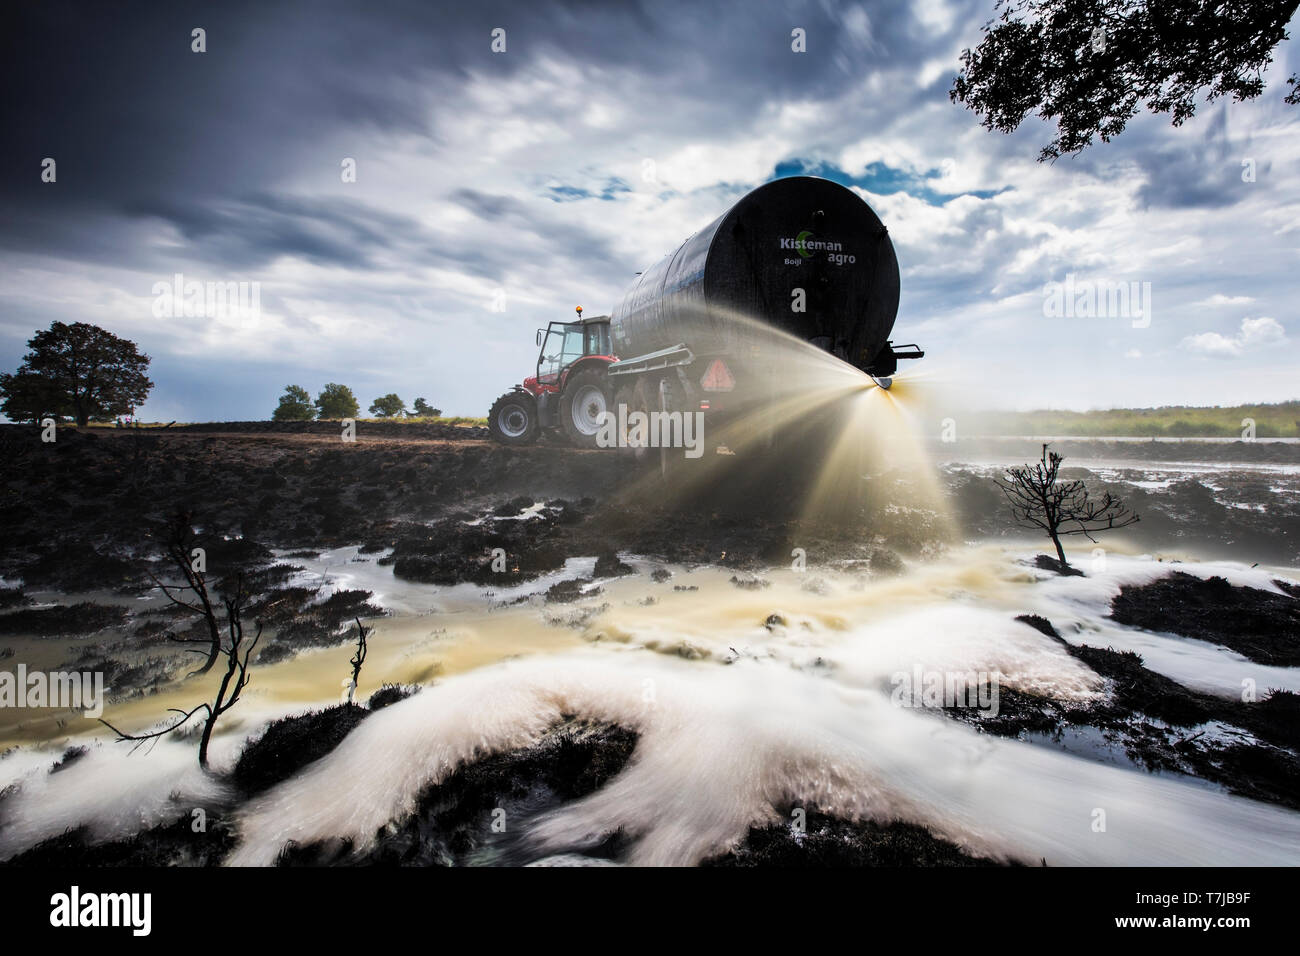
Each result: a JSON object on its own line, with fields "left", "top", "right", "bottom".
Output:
{"left": 968, "top": 401, "right": 1300, "bottom": 438}
{"left": 272, "top": 384, "right": 455, "bottom": 421}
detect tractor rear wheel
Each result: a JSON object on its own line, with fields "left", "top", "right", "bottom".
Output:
{"left": 488, "top": 391, "right": 539, "bottom": 445}
{"left": 560, "top": 368, "right": 612, "bottom": 449}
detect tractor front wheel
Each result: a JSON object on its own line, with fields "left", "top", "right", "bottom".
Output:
{"left": 488, "top": 391, "right": 539, "bottom": 445}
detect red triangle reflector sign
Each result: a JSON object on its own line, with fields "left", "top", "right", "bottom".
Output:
{"left": 700, "top": 359, "right": 735, "bottom": 392}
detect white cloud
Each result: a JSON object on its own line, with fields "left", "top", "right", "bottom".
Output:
{"left": 6, "top": 1, "right": 1300, "bottom": 419}
{"left": 911, "top": 0, "right": 958, "bottom": 34}
{"left": 1195, "top": 294, "right": 1256, "bottom": 307}
{"left": 1181, "top": 316, "right": 1286, "bottom": 357}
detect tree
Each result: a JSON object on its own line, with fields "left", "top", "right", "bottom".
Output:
{"left": 342, "top": 618, "right": 370, "bottom": 704}
{"left": 272, "top": 385, "right": 314, "bottom": 421}
{"left": 368, "top": 393, "right": 406, "bottom": 418}
{"left": 102, "top": 575, "right": 259, "bottom": 769}
{"left": 149, "top": 511, "right": 223, "bottom": 677}
{"left": 411, "top": 397, "right": 439, "bottom": 417}
{"left": 314, "top": 382, "right": 359, "bottom": 419}
{"left": 102, "top": 515, "right": 260, "bottom": 769}
{"left": 950, "top": 0, "right": 1300, "bottom": 161}
{"left": 999, "top": 444, "right": 1139, "bottom": 572}
{"left": 0, "top": 369, "right": 69, "bottom": 423}
{"left": 0, "top": 321, "right": 152, "bottom": 426}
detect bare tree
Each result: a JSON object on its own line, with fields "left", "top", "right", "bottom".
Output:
{"left": 149, "top": 511, "right": 223, "bottom": 676}
{"left": 342, "top": 617, "right": 369, "bottom": 704}
{"left": 1000, "top": 444, "right": 1139, "bottom": 573}
{"left": 101, "top": 573, "right": 261, "bottom": 769}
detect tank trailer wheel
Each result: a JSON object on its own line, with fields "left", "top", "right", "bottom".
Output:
{"left": 607, "top": 382, "right": 635, "bottom": 457}
{"left": 627, "top": 377, "right": 661, "bottom": 461}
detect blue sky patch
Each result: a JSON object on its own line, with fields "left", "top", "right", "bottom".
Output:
{"left": 548, "top": 178, "right": 632, "bottom": 202}
{"left": 773, "top": 158, "right": 1004, "bottom": 205}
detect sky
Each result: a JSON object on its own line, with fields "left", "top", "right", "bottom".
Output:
{"left": 2, "top": 0, "right": 1298, "bottom": 421}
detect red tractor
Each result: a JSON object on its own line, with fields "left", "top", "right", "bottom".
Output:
{"left": 487, "top": 307, "right": 615, "bottom": 448}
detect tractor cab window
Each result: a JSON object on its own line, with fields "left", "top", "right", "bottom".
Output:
{"left": 584, "top": 322, "right": 610, "bottom": 357}
{"left": 538, "top": 323, "right": 586, "bottom": 384}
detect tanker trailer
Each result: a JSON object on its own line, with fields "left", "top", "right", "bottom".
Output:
{"left": 486, "top": 176, "right": 922, "bottom": 448}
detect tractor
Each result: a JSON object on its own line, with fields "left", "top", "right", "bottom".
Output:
{"left": 487, "top": 306, "right": 615, "bottom": 448}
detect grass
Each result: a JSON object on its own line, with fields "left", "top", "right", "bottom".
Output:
{"left": 80, "top": 420, "right": 180, "bottom": 429}
{"left": 968, "top": 401, "right": 1300, "bottom": 438}
{"left": 70, "top": 415, "right": 489, "bottom": 428}
{"left": 359, "top": 415, "right": 487, "bottom": 427}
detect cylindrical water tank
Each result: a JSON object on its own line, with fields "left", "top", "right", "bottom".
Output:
{"left": 610, "top": 176, "right": 900, "bottom": 370}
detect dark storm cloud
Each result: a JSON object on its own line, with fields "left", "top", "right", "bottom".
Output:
{"left": 1135, "top": 146, "right": 1261, "bottom": 210}
{"left": 0, "top": 0, "right": 945, "bottom": 268}
{"left": 3, "top": 2, "right": 915, "bottom": 177}
{"left": 449, "top": 189, "right": 521, "bottom": 221}
{"left": 121, "top": 193, "right": 427, "bottom": 270}
{"left": 123, "top": 184, "right": 624, "bottom": 284}
{"left": 1132, "top": 109, "right": 1268, "bottom": 210}
{"left": 1023, "top": 89, "right": 1279, "bottom": 211}
{"left": 2, "top": 0, "right": 1270, "bottom": 263}
{"left": 4, "top": 0, "right": 1295, "bottom": 419}
{"left": 447, "top": 188, "right": 623, "bottom": 272}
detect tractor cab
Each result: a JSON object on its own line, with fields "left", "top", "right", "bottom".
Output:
{"left": 535, "top": 308, "right": 612, "bottom": 386}
{"left": 488, "top": 306, "right": 617, "bottom": 447}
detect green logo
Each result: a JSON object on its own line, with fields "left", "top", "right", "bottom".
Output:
{"left": 795, "top": 230, "right": 814, "bottom": 259}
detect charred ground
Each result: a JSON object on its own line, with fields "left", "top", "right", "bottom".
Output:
{"left": 1, "top": 424, "right": 1298, "bottom": 866}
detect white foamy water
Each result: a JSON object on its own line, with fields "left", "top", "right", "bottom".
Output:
{"left": 3, "top": 545, "right": 1297, "bottom": 866}
{"left": 275, "top": 545, "right": 606, "bottom": 616}
{"left": 0, "top": 689, "right": 365, "bottom": 859}
{"left": 0, "top": 737, "right": 230, "bottom": 856}
{"left": 1023, "top": 554, "right": 1300, "bottom": 696}
{"left": 223, "top": 647, "right": 1300, "bottom": 867}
